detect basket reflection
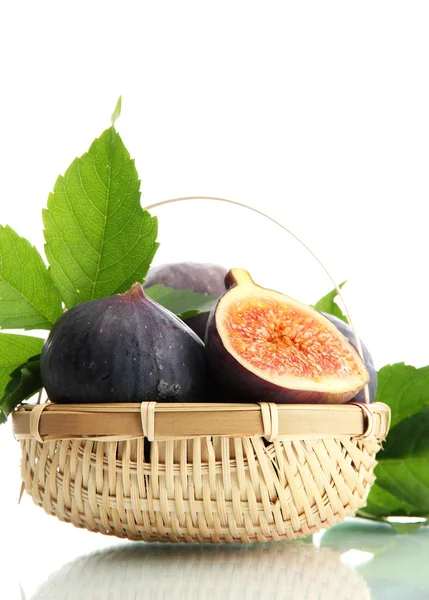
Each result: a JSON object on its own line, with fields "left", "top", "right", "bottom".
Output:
{"left": 32, "top": 539, "right": 369, "bottom": 600}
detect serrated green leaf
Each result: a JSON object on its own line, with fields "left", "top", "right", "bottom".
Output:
{"left": 43, "top": 126, "right": 159, "bottom": 308}
{"left": 0, "top": 225, "right": 62, "bottom": 329}
{"left": 358, "top": 483, "right": 420, "bottom": 520}
{"left": 0, "top": 355, "right": 42, "bottom": 423}
{"left": 359, "top": 363, "right": 429, "bottom": 524}
{"left": 0, "top": 333, "right": 44, "bottom": 423}
{"left": 381, "top": 406, "right": 429, "bottom": 461}
{"left": 362, "top": 406, "right": 429, "bottom": 522}
{"left": 145, "top": 285, "right": 217, "bottom": 319}
{"left": 375, "top": 363, "right": 429, "bottom": 429}
{"left": 370, "top": 408, "right": 429, "bottom": 515}
{"left": 312, "top": 281, "right": 348, "bottom": 323}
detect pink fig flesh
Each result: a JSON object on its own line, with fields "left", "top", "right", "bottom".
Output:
{"left": 205, "top": 269, "right": 370, "bottom": 404}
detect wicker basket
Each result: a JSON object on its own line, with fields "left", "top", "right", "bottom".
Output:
{"left": 13, "top": 400, "right": 389, "bottom": 543}
{"left": 11, "top": 198, "right": 391, "bottom": 543}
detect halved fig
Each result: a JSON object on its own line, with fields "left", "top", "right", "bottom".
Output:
{"left": 205, "top": 269, "right": 370, "bottom": 404}
{"left": 324, "top": 312, "right": 377, "bottom": 403}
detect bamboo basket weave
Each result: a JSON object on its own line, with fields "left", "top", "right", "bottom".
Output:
{"left": 11, "top": 198, "right": 391, "bottom": 543}
{"left": 13, "top": 400, "right": 390, "bottom": 543}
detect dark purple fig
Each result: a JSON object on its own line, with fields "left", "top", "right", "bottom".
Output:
{"left": 323, "top": 313, "right": 377, "bottom": 403}
{"left": 41, "top": 283, "right": 208, "bottom": 403}
{"left": 185, "top": 315, "right": 212, "bottom": 342}
{"left": 205, "top": 269, "right": 370, "bottom": 404}
{"left": 144, "top": 262, "right": 227, "bottom": 339}
{"left": 144, "top": 262, "right": 227, "bottom": 295}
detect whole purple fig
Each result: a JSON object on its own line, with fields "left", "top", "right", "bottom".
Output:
{"left": 41, "top": 283, "right": 208, "bottom": 403}
{"left": 144, "top": 262, "right": 227, "bottom": 339}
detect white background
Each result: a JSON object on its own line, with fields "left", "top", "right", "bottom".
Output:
{"left": 1, "top": 2, "right": 428, "bottom": 598}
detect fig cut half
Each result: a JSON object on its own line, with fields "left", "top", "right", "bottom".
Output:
{"left": 205, "top": 269, "right": 370, "bottom": 404}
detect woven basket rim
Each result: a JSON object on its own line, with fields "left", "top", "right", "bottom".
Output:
{"left": 12, "top": 400, "right": 390, "bottom": 444}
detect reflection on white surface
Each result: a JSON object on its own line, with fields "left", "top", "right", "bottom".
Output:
{"left": 30, "top": 538, "right": 370, "bottom": 600}
{"left": 340, "top": 549, "right": 374, "bottom": 568}
{"left": 24, "top": 518, "right": 429, "bottom": 600}
{"left": 322, "top": 520, "right": 429, "bottom": 600}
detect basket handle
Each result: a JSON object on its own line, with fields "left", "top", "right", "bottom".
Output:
{"left": 144, "top": 196, "right": 370, "bottom": 404}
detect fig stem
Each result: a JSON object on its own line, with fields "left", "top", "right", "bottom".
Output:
{"left": 123, "top": 282, "right": 146, "bottom": 300}
{"left": 225, "top": 268, "right": 255, "bottom": 289}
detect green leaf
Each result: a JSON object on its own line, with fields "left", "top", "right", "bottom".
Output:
{"left": 145, "top": 285, "right": 217, "bottom": 319}
{"left": 312, "top": 281, "right": 348, "bottom": 323}
{"left": 111, "top": 96, "right": 122, "bottom": 126}
{"left": 362, "top": 407, "right": 429, "bottom": 522}
{"left": 358, "top": 483, "right": 420, "bottom": 520}
{"left": 369, "top": 408, "right": 429, "bottom": 515}
{"left": 43, "top": 126, "right": 159, "bottom": 308}
{"left": 375, "top": 363, "right": 429, "bottom": 429}
{"left": 388, "top": 520, "right": 428, "bottom": 534}
{"left": 0, "top": 355, "right": 42, "bottom": 423}
{"left": 0, "top": 333, "right": 44, "bottom": 423}
{"left": 359, "top": 362, "right": 429, "bottom": 524}
{"left": 0, "top": 225, "right": 62, "bottom": 329}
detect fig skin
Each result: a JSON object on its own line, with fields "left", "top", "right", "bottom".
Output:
{"left": 40, "top": 283, "right": 208, "bottom": 404}
{"left": 323, "top": 313, "right": 377, "bottom": 403}
{"left": 144, "top": 262, "right": 227, "bottom": 339}
{"left": 205, "top": 269, "right": 370, "bottom": 405}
